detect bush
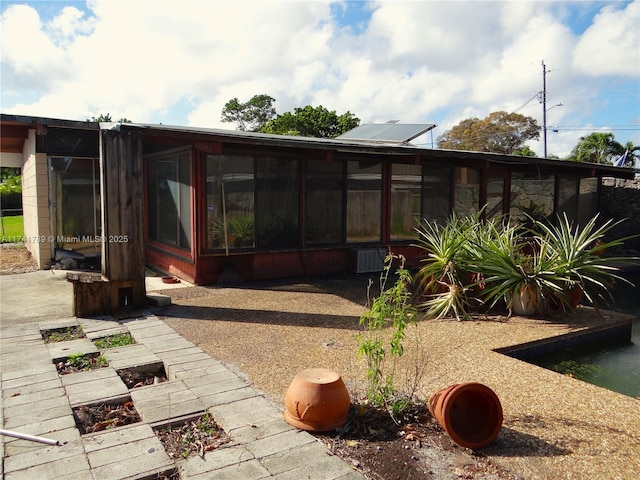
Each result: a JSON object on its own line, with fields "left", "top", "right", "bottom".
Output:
{"left": 0, "top": 171, "right": 22, "bottom": 212}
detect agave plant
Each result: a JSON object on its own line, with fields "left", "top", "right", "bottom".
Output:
{"left": 534, "top": 213, "right": 639, "bottom": 310}
{"left": 414, "top": 213, "right": 483, "bottom": 319}
{"left": 471, "top": 220, "right": 569, "bottom": 315}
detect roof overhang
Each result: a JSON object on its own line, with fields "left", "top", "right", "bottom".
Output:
{"left": 2, "top": 114, "right": 637, "bottom": 180}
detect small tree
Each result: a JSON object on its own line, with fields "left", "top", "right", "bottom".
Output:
{"left": 260, "top": 105, "right": 359, "bottom": 138}
{"left": 221, "top": 94, "right": 276, "bottom": 131}
{"left": 357, "top": 254, "right": 419, "bottom": 407}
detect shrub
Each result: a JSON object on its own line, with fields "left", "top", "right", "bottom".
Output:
{"left": 357, "top": 253, "right": 419, "bottom": 407}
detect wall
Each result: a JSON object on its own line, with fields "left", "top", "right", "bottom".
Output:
{"left": 601, "top": 178, "right": 640, "bottom": 255}
{"left": 21, "top": 130, "right": 53, "bottom": 268}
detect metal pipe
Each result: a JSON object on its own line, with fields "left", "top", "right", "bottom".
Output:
{"left": 0, "top": 429, "right": 61, "bottom": 446}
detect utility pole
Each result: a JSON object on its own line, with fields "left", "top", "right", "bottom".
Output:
{"left": 540, "top": 61, "right": 562, "bottom": 158}
{"left": 542, "top": 60, "right": 548, "bottom": 158}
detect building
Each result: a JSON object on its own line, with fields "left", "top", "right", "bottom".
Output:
{"left": 1, "top": 114, "right": 636, "bottom": 311}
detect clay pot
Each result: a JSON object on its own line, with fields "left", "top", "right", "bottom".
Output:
{"left": 567, "top": 285, "right": 583, "bottom": 309}
{"left": 510, "top": 288, "right": 542, "bottom": 316}
{"left": 161, "top": 276, "right": 180, "bottom": 284}
{"left": 428, "top": 382, "right": 503, "bottom": 449}
{"left": 284, "top": 368, "right": 350, "bottom": 432}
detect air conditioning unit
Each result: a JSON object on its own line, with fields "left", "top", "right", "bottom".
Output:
{"left": 350, "top": 249, "right": 386, "bottom": 274}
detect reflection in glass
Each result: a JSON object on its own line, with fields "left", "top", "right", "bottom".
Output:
{"left": 256, "top": 157, "right": 299, "bottom": 248}
{"left": 391, "top": 163, "right": 421, "bottom": 240}
{"left": 147, "top": 147, "right": 191, "bottom": 249}
{"left": 347, "top": 160, "right": 381, "bottom": 243}
{"left": 423, "top": 166, "right": 452, "bottom": 225}
{"left": 206, "top": 155, "right": 255, "bottom": 250}
{"left": 510, "top": 172, "right": 555, "bottom": 224}
{"left": 454, "top": 167, "right": 480, "bottom": 217}
{"left": 306, "top": 159, "right": 344, "bottom": 245}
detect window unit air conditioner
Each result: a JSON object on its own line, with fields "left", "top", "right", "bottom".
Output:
{"left": 350, "top": 249, "right": 386, "bottom": 274}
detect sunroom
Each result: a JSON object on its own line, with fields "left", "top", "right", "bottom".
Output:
{"left": 137, "top": 124, "right": 623, "bottom": 285}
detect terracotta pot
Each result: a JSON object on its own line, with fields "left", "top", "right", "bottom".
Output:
{"left": 284, "top": 368, "right": 350, "bottom": 432}
{"left": 161, "top": 276, "right": 180, "bottom": 284}
{"left": 567, "top": 285, "right": 583, "bottom": 309}
{"left": 428, "top": 382, "right": 503, "bottom": 449}
{"left": 510, "top": 289, "right": 542, "bottom": 316}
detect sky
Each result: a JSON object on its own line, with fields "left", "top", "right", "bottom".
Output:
{"left": 1, "top": 0, "right": 638, "bottom": 158}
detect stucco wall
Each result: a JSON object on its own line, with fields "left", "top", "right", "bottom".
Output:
{"left": 21, "top": 130, "right": 53, "bottom": 268}
{"left": 601, "top": 177, "right": 640, "bottom": 255}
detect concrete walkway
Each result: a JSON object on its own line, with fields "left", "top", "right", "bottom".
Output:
{"left": 0, "top": 273, "right": 364, "bottom": 479}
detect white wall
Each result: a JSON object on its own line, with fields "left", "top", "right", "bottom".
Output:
{"left": 0, "top": 152, "right": 23, "bottom": 168}
{"left": 21, "top": 129, "right": 53, "bottom": 268}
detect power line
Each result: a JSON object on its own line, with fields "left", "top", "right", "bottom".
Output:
{"left": 552, "top": 126, "right": 640, "bottom": 131}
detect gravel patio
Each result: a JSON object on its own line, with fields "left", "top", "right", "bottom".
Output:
{"left": 155, "top": 275, "right": 639, "bottom": 480}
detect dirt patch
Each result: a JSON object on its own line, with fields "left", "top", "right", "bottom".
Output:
{"left": 42, "top": 325, "right": 85, "bottom": 343}
{"left": 117, "top": 365, "right": 168, "bottom": 389}
{"left": 0, "top": 245, "right": 38, "bottom": 275}
{"left": 317, "top": 403, "right": 518, "bottom": 480}
{"left": 73, "top": 399, "right": 141, "bottom": 434}
{"left": 55, "top": 352, "right": 109, "bottom": 374}
{"left": 153, "top": 413, "right": 229, "bottom": 460}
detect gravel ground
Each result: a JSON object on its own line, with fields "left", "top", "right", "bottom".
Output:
{"left": 0, "top": 244, "right": 38, "bottom": 275}
{"left": 156, "top": 276, "right": 640, "bottom": 480}
{"left": 3, "top": 246, "right": 638, "bottom": 479}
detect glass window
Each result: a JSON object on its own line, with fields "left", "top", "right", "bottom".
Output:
{"left": 486, "top": 176, "right": 507, "bottom": 219}
{"left": 50, "top": 157, "right": 101, "bottom": 257}
{"left": 147, "top": 147, "right": 191, "bottom": 249}
{"left": 423, "top": 166, "right": 451, "bottom": 225}
{"left": 577, "top": 177, "right": 598, "bottom": 227}
{"left": 390, "top": 163, "right": 422, "bottom": 241}
{"left": 255, "top": 157, "right": 299, "bottom": 248}
{"left": 510, "top": 172, "right": 555, "bottom": 224}
{"left": 347, "top": 160, "right": 382, "bottom": 243}
{"left": 206, "top": 155, "right": 255, "bottom": 250}
{"left": 557, "top": 175, "right": 578, "bottom": 224}
{"left": 454, "top": 167, "right": 480, "bottom": 218}
{"left": 306, "top": 159, "right": 344, "bottom": 245}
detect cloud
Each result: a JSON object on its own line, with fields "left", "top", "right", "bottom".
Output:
{"left": 1, "top": 0, "right": 637, "bottom": 157}
{"left": 573, "top": 0, "right": 640, "bottom": 76}
{"left": 0, "top": 5, "right": 72, "bottom": 93}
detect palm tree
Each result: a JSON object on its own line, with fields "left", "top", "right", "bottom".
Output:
{"left": 568, "top": 132, "right": 624, "bottom": 165}
{"left": 618, "top": 141, "right": 640, "bottom": 167}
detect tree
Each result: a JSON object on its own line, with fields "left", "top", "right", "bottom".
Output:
{"left": 437, "top": 111, "right": 540, "bottom": 155}
{"left": 221, "top": 94, "right": 276, "bottom": 131}
{"left": 260, "top": 105, "right": 360, "bottom": 138}
{"left": 568, "top": 132, "right": 627, "bottom": 165}
{"left": 86, "top": 114, "right": 132, "bottom": 123}
{"left": 1, "top": 167, "right": 21, "bottom": 181}
{"left": 513, "top": 145, "right": 536, "bottom": 157}
{"left": 619, "top": 140, "right": 640, "bottom": 167}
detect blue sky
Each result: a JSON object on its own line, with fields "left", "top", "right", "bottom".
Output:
{"left": 1, "top": 0, "right": 638, "bottom": 157}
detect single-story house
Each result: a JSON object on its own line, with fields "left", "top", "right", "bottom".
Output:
{"left": 1, "top": 113, "right": 637, "bottom": 312}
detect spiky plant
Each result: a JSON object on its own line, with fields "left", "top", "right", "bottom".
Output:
{"left": 534, "top": 213, "right": 639, "bottom": 309}
{"left": 471, "top": 220, "right": 569, "bottom": 315}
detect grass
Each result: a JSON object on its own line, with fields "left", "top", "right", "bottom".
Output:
{"left": 42, "top": 325, "right": 85, "bottom": 343}
{"left": 57, "top": 353, "right": 109, "bottom": 373}
{"left": 0, "top": 215, "right": 24, "bottom": 243}
{"left": 93, "top": 333, "right": 136, "bottom": 349}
